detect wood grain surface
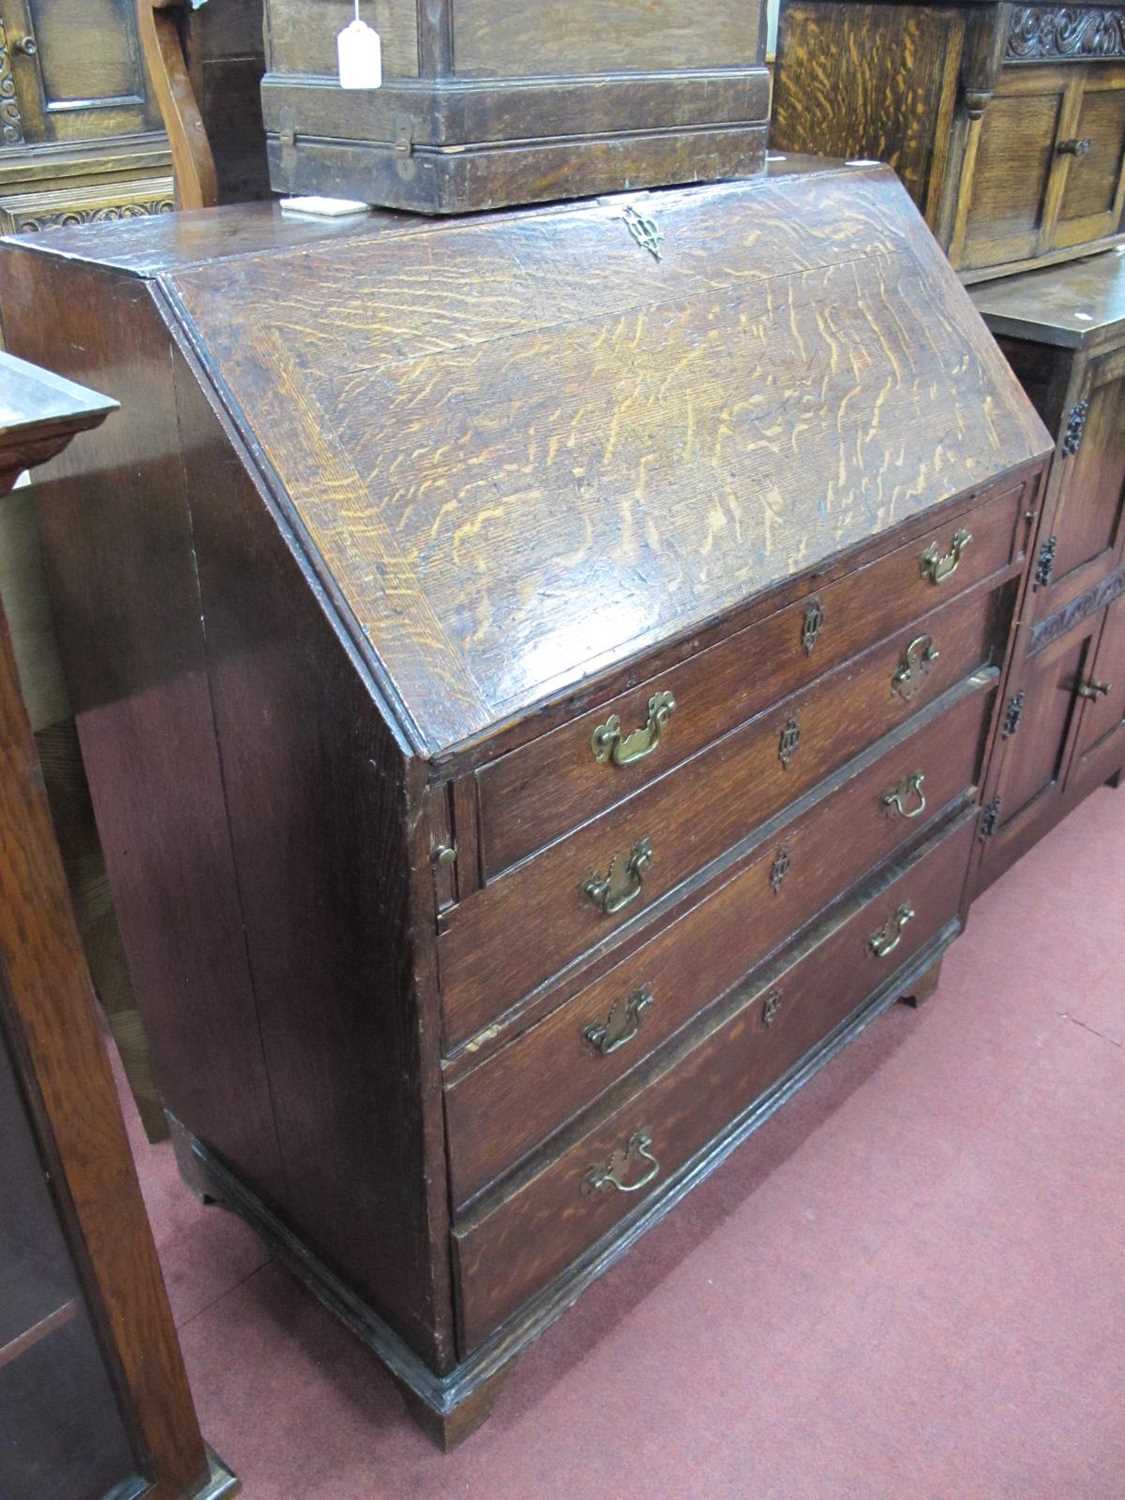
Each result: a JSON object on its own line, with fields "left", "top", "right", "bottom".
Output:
{"left": 0, "top": 257, "right": 286, "bottom": 1204}
{"left": 156, "top": 164, "right": 1049, "bottom": 757}
{"left": 772, "top": 1, "right": 964, "bottom": 215}
{"left": 266, "top": 0, "right": 421, "bottom": 78}
{"left": 450, "top": 0, "right": 760, "bottom": 75}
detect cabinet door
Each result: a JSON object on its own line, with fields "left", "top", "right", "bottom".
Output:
{"left": 1071, "top": 593, "right": 1125, "bottom": 774}
{"left": 1046, "top": 347, "right": 1125, "bottom": 595}
{"left": 0, "top": 0, "right": 160, "bottom": 146}
{"left": 958, "top": 66, "right": 1068, "bottom": 273}
{"left": 978, "top": 619, "right": 1098, "bottom": 882}
{"left": 1052, "top": 65, "right": 1125, "bottom": 252}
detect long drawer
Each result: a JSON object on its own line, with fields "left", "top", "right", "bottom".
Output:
{"left": 451, "top": 810, "right": 976, "bottom": 1353}
{"left": 440, "top": 578, "right": 1010, "bottom": 1048}
{"left": 476, "top": 477, "right": 1030, "bottom": 875}
{"left": 445, "top": 675, "right": 994, "bottom": 1207}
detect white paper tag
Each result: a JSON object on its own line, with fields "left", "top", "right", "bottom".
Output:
{"left": 338, "top": 17, "right": 382, "bottom": 90}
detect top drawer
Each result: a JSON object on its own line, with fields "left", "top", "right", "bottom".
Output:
{"left": 477, "top": 479, "right": 1030, "bottom": 875}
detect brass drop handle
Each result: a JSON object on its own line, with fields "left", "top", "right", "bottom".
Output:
{"left": 1057, "top": 137, "right": 1093, "bottom": 157}
{"left": 583, "top": 1129, "right": 661, "bottom": 1196}
{"left": 11, "top": 34, "right": 37, "bottom": 55}
{"left": 583, "top": 987, "right": 654, "bottom": 1056}
{"left": 881, "top": 770, "right": 927, "bottom": 819}
{"left": 892, "top": 634, "right": 940, "bottom": 701}
{"left": 581, "top": 836, "right": 653, "bottom": 916}
{"left": 591, "top": 691, "right": 676, "bottom": 767}
{"left": 869, "top": 902, "right": 916, "bottom": 959}
{"left": 919, "top": 527, "right": 972, "bottom": 585}
{"left": 1077, "top": 679, "right": 1111, "bottom": 701}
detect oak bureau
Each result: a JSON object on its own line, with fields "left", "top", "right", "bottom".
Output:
{"left": 0, "top": 158, "right": 1051, "bottom": 1446}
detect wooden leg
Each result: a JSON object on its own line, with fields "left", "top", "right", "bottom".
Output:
{"left": 397, "top": 1360, "right": 515, "bottom": 1452}
{"left": 898, "top": 957, "right": 943, "bottom": 1009}
{"left": 165, "top": 1116, "right": 514, "bottom": 1450}
{"left": 1105, "top": 768, "right": 1123, "bottom": 789}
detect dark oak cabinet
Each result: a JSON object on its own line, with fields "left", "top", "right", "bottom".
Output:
{"left": 970, "top": 251, "right": 1125, "bottom": 886}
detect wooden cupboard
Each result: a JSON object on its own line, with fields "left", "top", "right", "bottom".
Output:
{"left": 970, "top": 250, "right": 1125, "bottom": 886}
{"left": 771, "top": 1, "right": 1125, "bottom": 282}
{"left": 0, "top": 0, "right": 174, "bottom": 231}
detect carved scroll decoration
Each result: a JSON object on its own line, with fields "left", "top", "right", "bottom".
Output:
{"left": 12, "top": 199, "right": 175, "bottom": 232}
{"left": 1028, "top": 569, "right": 1125, "bottom": 658}
{"left": 0, "top": 21, "right": 25, "bottom": 146}
{"left": 1007, "top": 6, "right": 1125, "bottom": 62}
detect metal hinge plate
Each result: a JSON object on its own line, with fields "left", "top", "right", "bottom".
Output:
{"left": 1035, "top": 536, "right": 1057, "bottom": 590}
{"left": 1001, "top": 690, "right": 1025, "bottom": 738}
{"left": 1062, "top": 398, "right": 1089, "bottom": 458}
{"left": 980, "top": 795, "right": 1002, "bottom": 839}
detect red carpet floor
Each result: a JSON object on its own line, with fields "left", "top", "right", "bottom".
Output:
{"left": 118, "top": 787, "right": 1125, "bottom": 1499}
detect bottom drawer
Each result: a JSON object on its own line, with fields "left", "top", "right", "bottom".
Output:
{"left": 452, "top": 811, "right": 975, "bottom": 1353}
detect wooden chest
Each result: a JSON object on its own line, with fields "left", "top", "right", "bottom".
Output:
{"left": 0, "top": 160, "right": 1051, "bottom": 1446}
{"left": 771, "top": 1, "right": 1125, "bottom": 283}
{"left": 260, "top": 0, "right": 770, "bottom": 212}
{"left": 969, "top": 249, "right": 1125, "bottom": 888}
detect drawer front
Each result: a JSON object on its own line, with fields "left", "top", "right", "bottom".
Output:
{"left": 441, "top": 580, "right": 1009, "bottom": 1049}
{"left": 452, "top": 812, "right": 976, "bottom": 1353}
{"left": 445, "top": 677, "right": 995, "bottom": 1207}
{"left": 477, "top": 480, "right": 1029, "bottom": 875}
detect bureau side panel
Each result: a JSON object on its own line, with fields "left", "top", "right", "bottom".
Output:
{"left": 168, "top": 348, "right": 455, "bottom": 1371}
{"left": 0, "top": 248, "right": 283, "bottom": 1202}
